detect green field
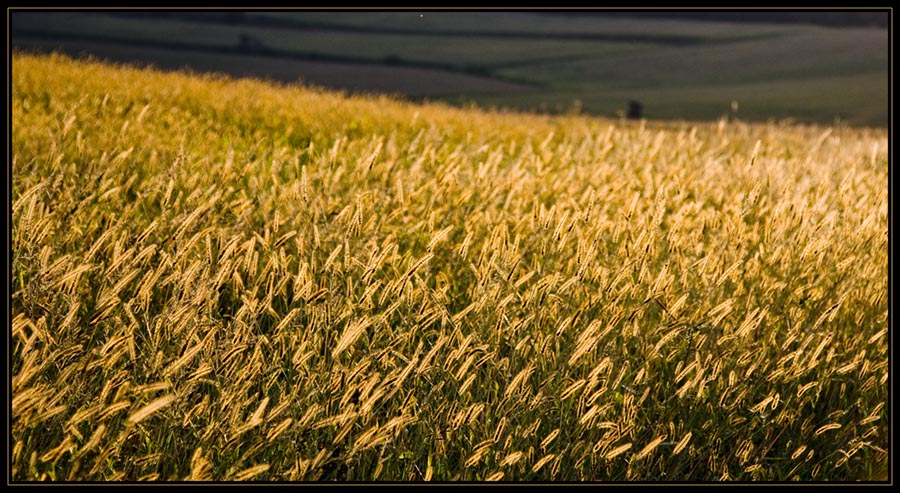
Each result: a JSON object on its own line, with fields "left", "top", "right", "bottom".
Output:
{"left": 11, "top": 53, "right": 888, "bottom": 482}
{"left": 10, "top": 11, "right": 888, "bottom": 126}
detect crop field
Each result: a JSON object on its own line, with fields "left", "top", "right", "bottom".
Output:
{"left": 10, "top": 53, "right": 888, "bottom": 482}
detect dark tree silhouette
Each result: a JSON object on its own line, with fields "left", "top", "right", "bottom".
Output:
{"left": 627, "top": 100, "right": 643, "bottom": 120}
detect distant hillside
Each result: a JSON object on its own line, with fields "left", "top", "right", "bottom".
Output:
{"left": 10, "top": 10, "right": 888, "bottom": 126}
{"left": 542, "top": 11, "right": 889, "bottom": 29}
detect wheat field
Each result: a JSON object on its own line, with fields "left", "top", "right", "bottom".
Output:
{"left": 11, "top": 53, "right": 888, "bottom": 482}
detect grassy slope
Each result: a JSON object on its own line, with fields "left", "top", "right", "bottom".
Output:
{"left": 11, "top": 12, "right": 646, "bottom": 66}
{"left": 13, "top": 38, "right": 530, "bottom": 97}
{"left": 11, "top": 54, "right": 888, "bottom": 482}
{"left": 10, "top": 11, "right": 888, "bottom": 126}
{"left": 257, "top": 11, "right": 789, "bottom": 38}
{"left": 251, "top": 11, "right": 888, "bottom": 126}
